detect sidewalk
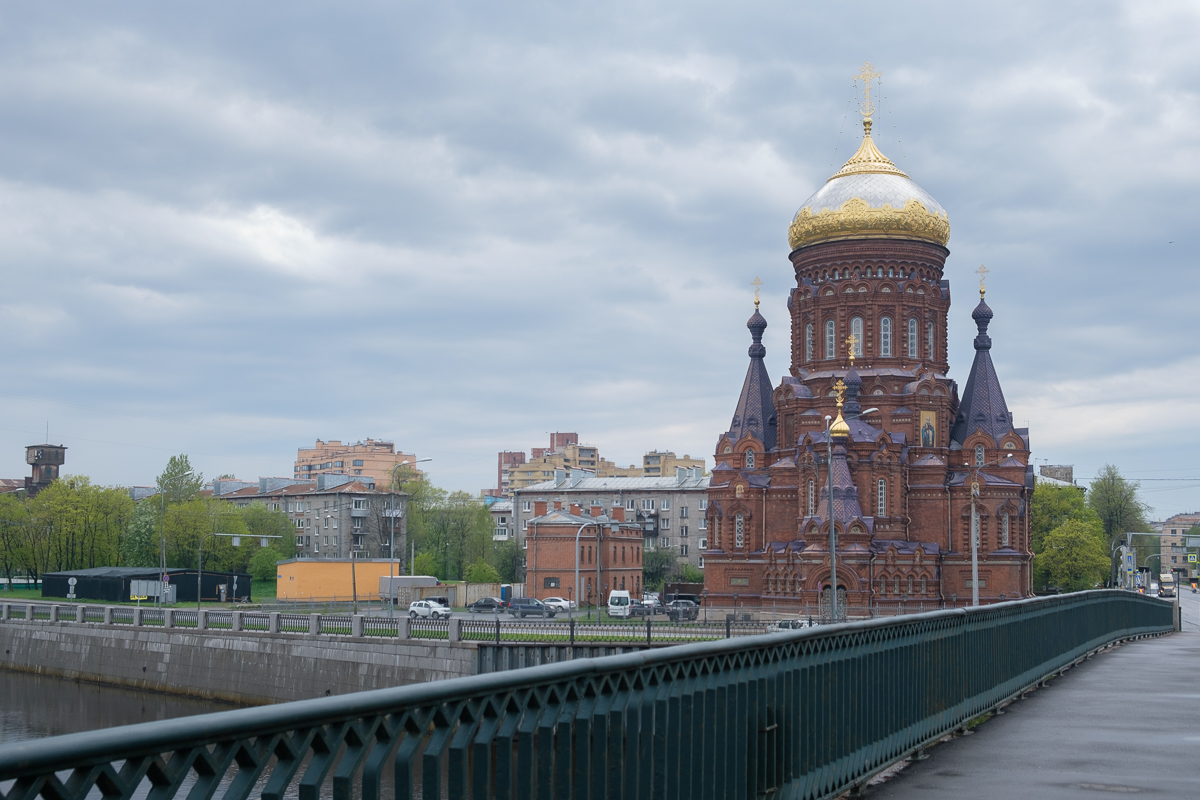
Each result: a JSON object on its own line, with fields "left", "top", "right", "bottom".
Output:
{"left": 865, "top": 632, "right": 1200, "bottom": 799}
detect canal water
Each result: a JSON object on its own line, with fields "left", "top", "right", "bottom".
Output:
{"left": 0, "top": 671, "right": 241, "bottom": 744}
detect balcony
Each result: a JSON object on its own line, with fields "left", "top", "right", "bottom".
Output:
{"left": 350, "top": 507, "right": 369, "bottom": 518}
{"left": 492, "top": 529, "right": 510, "bottom": 541}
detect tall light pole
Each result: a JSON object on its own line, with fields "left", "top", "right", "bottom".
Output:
{"left": 825, "top": 414, "right": 836, "bottom": 621}
{"left": 573, "top": 520, "right": 591, "bottom": 621}
{"left": 388, "top": 458, "right": 431, "bottom": 617}
{"left": 158, "top": 469, "right": 194, "bottom": 608}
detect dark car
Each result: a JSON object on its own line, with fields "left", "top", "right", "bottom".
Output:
{"left": 508, "top": 597, "right": 556, "bottom": 619}
{"left": 627, "top": 600, "right": 653, "bottom": 618}
{"left": 665, "top": 599, "right": 699, "bottom": 621}
{"left": 425, "top": 596, "right": 451, "bottom": 608}
{"left": 467, "top": 597, "right": 508, "bottom": 613}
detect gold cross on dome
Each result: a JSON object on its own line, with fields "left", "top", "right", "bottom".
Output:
{"left": 976, "top": 264, "right": 990, "bottom": 298}
{"left": 832, "top": 378, "right": 847, "bottom": 404}
{"left": 854, "top": 61, "right": 882, "bottom": 119}
{"left": 752, "top": 276, "right": 763, "bottom": 308}
{"left": 845, "top": 333, "right": 858, "bottom": 366}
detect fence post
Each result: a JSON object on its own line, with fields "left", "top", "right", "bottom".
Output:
{"left": 269, "top": 612, "right": 281, "bottom": 634}
{"left": 133, "top": 608, "right": 143, "bottom": 627}
{"left": 75, "top": 606, "right": 85, "bottom": 623}
{"left": 570, "top": 619, "right": 575, "bottom": 647}
{"left": 399, "top": 616, "right": 410, "bottom": 640}
{"left": 104, "top": 606, "right": 114, "bottom": 625}
{"left": 25, "top": 604, "right": 34, "bottom": 622}
{"left": 232, "top": 611, "right": 243, "bottom": 632}
{"left": 449, "top": 617, "right": 461, "bottom": 643}
{"left": 1, "top": 603, "right": 8, "bottom": 621}
{"left": 308, "top": 613, "right": 320, "bottom": 635}
{"left": 495, "top": 617, "right": 501, "bottom": 645}
{"left": 726, "top": 616, "right": 731, "bottom": 638}
{"left": 198, "top": 609, "right": 207, "bottom": 631}
{"left": 49, "top": 605, "right": 59, "bottom": 623}
{"left": 352, "top": 615, "right": 365, "bottom": 638}
{"left": 646, "top": 616, "right": 651, "bottom": 646}
{"left": 164, "top": 609, "right": 175, "bottom": 629}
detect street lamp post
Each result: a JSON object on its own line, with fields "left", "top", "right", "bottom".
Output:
{"left": 573, "top": 521, "right": 591, "bottom": 621}
{"left": 387, "top": 458, "right": 431, "bottom": 617}
{"left": 158, "top": 470, "right": 194, "bottom": 608}
{"left": 825, "top": 414, "right": 837, "bottom": 622}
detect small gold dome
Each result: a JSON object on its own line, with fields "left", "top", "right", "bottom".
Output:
{"left": 830, "top": 410, "right": 850, "bottom": 438}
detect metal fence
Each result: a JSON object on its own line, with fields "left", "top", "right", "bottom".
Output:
{"left": 0, "top": 591, "right": 1173, "bottom": 800}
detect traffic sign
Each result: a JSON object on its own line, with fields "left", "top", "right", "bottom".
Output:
{"left": 1189, "top": 554, "right": 1197, "bottom": 564}
{"left": 68, "top": 577, "right": 77, "bottom": 587}
{"left": 163, "top": 573, "right": 170, "bottom": 584}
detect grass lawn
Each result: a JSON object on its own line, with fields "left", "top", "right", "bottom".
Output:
{"left": 1, "top": 580, "right": 278, "bottom": 607}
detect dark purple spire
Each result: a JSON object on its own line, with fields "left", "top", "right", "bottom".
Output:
{"left": 951, "top": 294, "right": 1014, "bottom": 446}
{"left": 843, "top": 364, "right": 862, "bottom": 419}
{"left": 972, "top": 295, "right": 993, "bottom": 351}
{"left": 724, "top": 304, "right": 777, "bottom": 451}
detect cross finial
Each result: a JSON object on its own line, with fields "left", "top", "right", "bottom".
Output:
{"left": 845, "top": 333, "right": 858, "bottom": 366}
{"left": 853, "top": 61, "right": 882, "bottom": 121}
{"left": 976, "top": 264, "right": 990, "bottom": 298}
{"left": 751, "top": 276, "right": 763, "bottom": 308}
{"left": 832, "top": 378, "right": 847, "bottom": 406}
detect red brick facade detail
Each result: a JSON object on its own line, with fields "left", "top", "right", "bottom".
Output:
{"left": 524, "top": 511, "right": 643, "bottom": 606}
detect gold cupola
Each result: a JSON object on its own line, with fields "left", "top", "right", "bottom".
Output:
{"left": 787, "top": 63, "right": 950, "bottom": 252}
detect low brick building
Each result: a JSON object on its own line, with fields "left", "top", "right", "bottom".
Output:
{"left": 524, "top": 502, "right": 644, "bottom": 607}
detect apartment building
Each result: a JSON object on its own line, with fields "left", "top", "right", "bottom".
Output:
{"left": 512, "top": 468, "right": 710, "bottom": 571}
{"left": 294, "top": 439, "right": 418, "bottom": 489}
{"left": 1161, "top": 512, "right": 1200, "bottom": 576}
{"left": 642, "top": 451, "right": 704, "bottom": 477}
{"left": 497, "top": 432, "right": 707, "bottom": 494}
{"left": 489, "top": 499, "right": 515, "bottom": 542}
{"left": 215, "top": 475, "right": 407, "bottom": 561}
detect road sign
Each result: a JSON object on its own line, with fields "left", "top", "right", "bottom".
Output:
{"left": 163, "top": 573, "right": 170, "bottom": 584}
{"left": 68, "top": 577, "right": 77, "bottom": 587}
{"left": 1188, "top": 537, "right": 1200, "bottom": 547}
{"left": 1189, "top": 554, "right": 1197, "bottom": 564}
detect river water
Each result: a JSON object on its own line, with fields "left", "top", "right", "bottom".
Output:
{"left": 0, "top": 670, "right": 241, "bottom": 745}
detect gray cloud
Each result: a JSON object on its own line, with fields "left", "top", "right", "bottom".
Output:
{"left": 1, "top": 1, "right": 1197, "bottom": 514}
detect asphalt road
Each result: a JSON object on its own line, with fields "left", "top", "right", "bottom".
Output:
{"left": 863, "top": 624, "right": 1199, "bottom": 799}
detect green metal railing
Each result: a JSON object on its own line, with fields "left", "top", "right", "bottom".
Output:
{"left": 0, "top": 591, "right": 1172, "bottom": 800}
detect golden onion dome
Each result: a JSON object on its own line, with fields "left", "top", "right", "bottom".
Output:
{"left": 788, "top": 119, "right": 950, "bottom": 252}
{"left": 830, "top": 409, "right": 850, "bottom": 438}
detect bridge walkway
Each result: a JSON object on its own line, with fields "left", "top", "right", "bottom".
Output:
{"left": 865, "top": 631, "right": 1200, "bottom": 798}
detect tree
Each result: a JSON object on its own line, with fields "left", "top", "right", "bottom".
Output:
{"left": 1030, "top": 482, "right": 1101, "bottom": 590}
{"left": 157, "top": 455, "right": 204, "bottom": 504}
{"left": 642, "top": 548, "right": 678, "bottom": 590}
{"left": 412, "top": 551, "right": 438, "bottom": 577}
{"left": 489, "top": 538, "right": 523, "bottom": 583}
{"left": 239, "top": 503, "right": 294, "bottom": 560}
{"left": 465, "top": 558, "right": 502, "bottom": 583}
{"left": 1038, "top": 520, "right": 1110, "bottom": 592}
{"left": 120, "top": 501, "right": 160, "bottom": 567}
{"left": 248, "top": 548, "right": 280, "bottom": 582}
{"left": 0, "top": 495, "right": 31, "bottom": 588}
{"left": 1088, "top": 464, "right": 1151, "bottom": 585}
{"left": 679, "top": 564, "right": 704, "bottom": 583}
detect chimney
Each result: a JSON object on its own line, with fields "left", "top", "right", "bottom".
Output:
{"left": 590, "top": 503, "right": 604, "bottom": 518}
{"left": 534, "top": 500, "right": 548, "bottom": 517}
{"left": 570, "top": 503, "right": 582, "bottom": 516}
{"left": 612, "top": 506, "right": 625, "bottom": 523}
{"left": 553, "top": 500, "right": 563, "bottom": 511}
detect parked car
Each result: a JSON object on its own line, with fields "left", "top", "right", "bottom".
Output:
{"left": 409, "top": 600, "right": 451, "bottom": 619}
{"left": 665, "top": 599, "right": 699, "bottom": 621}
{"left": 425, "top": 596, "right": 451, "bottom": 608}
{"left": 508, "top": 597, "right": 556, "bottom": 619}
{"left": 627, "top": 600, "right": 653, "bottom": 618}
{"left": 542, "top": 597, "right": 576, "bottom": 613}
{"left": 467, "top": 597, "right": 508, "bottom": 613}
{"left": 767, "top": 619, "right": 811, "bottom": 632}
{"left": 641, "top": 594, "right": 665, "bottom": 614}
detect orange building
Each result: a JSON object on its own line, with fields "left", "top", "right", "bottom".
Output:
{"left": 294, "top": 439, "right": 418, "bottom": 489}
{"left": 525, "top": 503, "right": 644, "bottom": 607}
{"left": 276, "top": 558, "right": 403, "bottom": 601}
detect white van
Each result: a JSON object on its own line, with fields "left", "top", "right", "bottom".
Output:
{"left": 607, "top": 590, "right": 632, "bottom": 618}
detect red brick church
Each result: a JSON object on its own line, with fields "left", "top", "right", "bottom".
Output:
{"left": 702, "top": 74, "right": 1033, "bottom": 611}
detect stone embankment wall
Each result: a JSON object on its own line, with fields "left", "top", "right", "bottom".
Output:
{"left": 0, "top": 620, "right": 477, "bottom": 705}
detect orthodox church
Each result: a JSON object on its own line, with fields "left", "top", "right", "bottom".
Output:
{"left": 702, "top": 66, "right": 1033, "bottom": 611}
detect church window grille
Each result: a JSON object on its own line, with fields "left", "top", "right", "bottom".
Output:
{"left": 825, "top": 320, "right": 836, "bottom": 359}
{"left": 805, "top": 323, "right": 813, "bottom": 361}
{"left": 877, "top": 479, "right": 886, "bottom": 516}
{"left": 906, "top": 576, "right": 913, "bottom": 594}
{"left": 893, "top": 576, "right": 900, "bottom": 594}
{"left": 880, "top": 317, "right": 893, "bottom": 356}
{"left": 735, "top": 514, "right": 744, "bottom": 548}
{"left": 908, "top": 318, "right": 918, "bottom": 358}
{"left": 1002, "top": 513, "right": 1010, "bottom": 547}
{"left": 975, "top": 445, "right": 985, "bottom": 466}
{"left": 807, "top": 480, "right": 815, "bottom": 515}
{"left": 920, "top": 576, "right": 927, "bottom": 594}
{"left": 850, "top": 317, "right": 863, "bottom": 355}
{"left": 745, "top": 450, "right": 755, "bottom": 469}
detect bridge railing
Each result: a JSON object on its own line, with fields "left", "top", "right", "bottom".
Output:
{"left": 0, "top": 591, "right": 1172, "bottom": 800}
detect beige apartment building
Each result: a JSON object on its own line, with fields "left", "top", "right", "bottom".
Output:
{"left": 1161, "top": 513, "right": 1200, "bottom": 577}
{"left": 501, "top": 432, "right": 706, "bottom": 492}
{"left": 294, "top": 439, "right": 418, "bottom": 490}
{"left": 642, "top": 451, "right": 704, "bottom": 477}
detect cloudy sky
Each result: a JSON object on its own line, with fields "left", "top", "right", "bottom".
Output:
{"left": 1, "top": 2, "right": 1197, "bottom": 516}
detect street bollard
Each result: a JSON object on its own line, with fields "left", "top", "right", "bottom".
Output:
{"left": 308, "top": 613, "right": 320, "bottom": 635}
{"left": 231, "top": 612, "right": 243, "bottom": 632}
{"left": 351, "top": 615, "right": 365, "bottom": 638}
{"left": 269, "top": 612, "right": 281, "bottom": 634}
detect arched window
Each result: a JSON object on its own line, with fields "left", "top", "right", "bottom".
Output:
{"left": 880, "top": 317, "right": 893, "bottom": 356}
{"left": 807, "top": 479, "right": 815, "bottom": 516}
{"left": 735, "top": 514, "right": 744, "bottom": 548}
{"left": 1001, "top": 513, "right": 1010, "bottom": 547}
{"left": 825, "top": 320, "right": 836, "bottom": 359}
{"left": 877, "top": 479, "right": 886, "bottom": 516}
{"left": 805, "top": 323, "right": 813, "bottom": 361}
{"left": 975, "top": 444, "right": 985, "bottom": 466}
{"left": 745, "top": 450, "right": 755, "bottom": 469}
{"left": 850, "top": 317, "right": 863, "bottom": 356}
{"left": 908, "top": 318, "right": 918, "bottom": 358}
{"left": 927, "top": 320, "right": 935, "bottom": 360}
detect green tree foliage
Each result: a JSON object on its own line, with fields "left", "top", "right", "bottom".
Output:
{"left": 412, "top": 551, "right": 438, "bottom": 577}
{"left": 464, "top": 558, "right": 502, "bottom": 583}
{"left": 120, "top": 500, "right": 160, "bottom": 567}
{"left": 157, "top": 455, "right": 204, "bottom": 504}
{"left": 679, "top": 564, "right": 704, "bottom": 583}
{"left": 490, "top": 538, "right": 523, "bottom": 584}
{"left": 1030, "top": 482, "right": 1102, "bottom": 590}
{"left": 25, "top": 477, "right": 134, "bottom": 578}
{"left": 239, "top": 502, "right": 295, "bottom": 560}
{"left": 0, "top": 494, "right": 31, "bottom": 588}
{"left": 248, "top": 548, "right": 280, "bottom": 582}
{"left": 641, "top": 548, "right": 678, "bottom": 590}
{"left": 1088, "top": 464, "right": 1150, "bottom": 543}
{"left": 1039, "top": 519, "right": 1110, "bottom": 591}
